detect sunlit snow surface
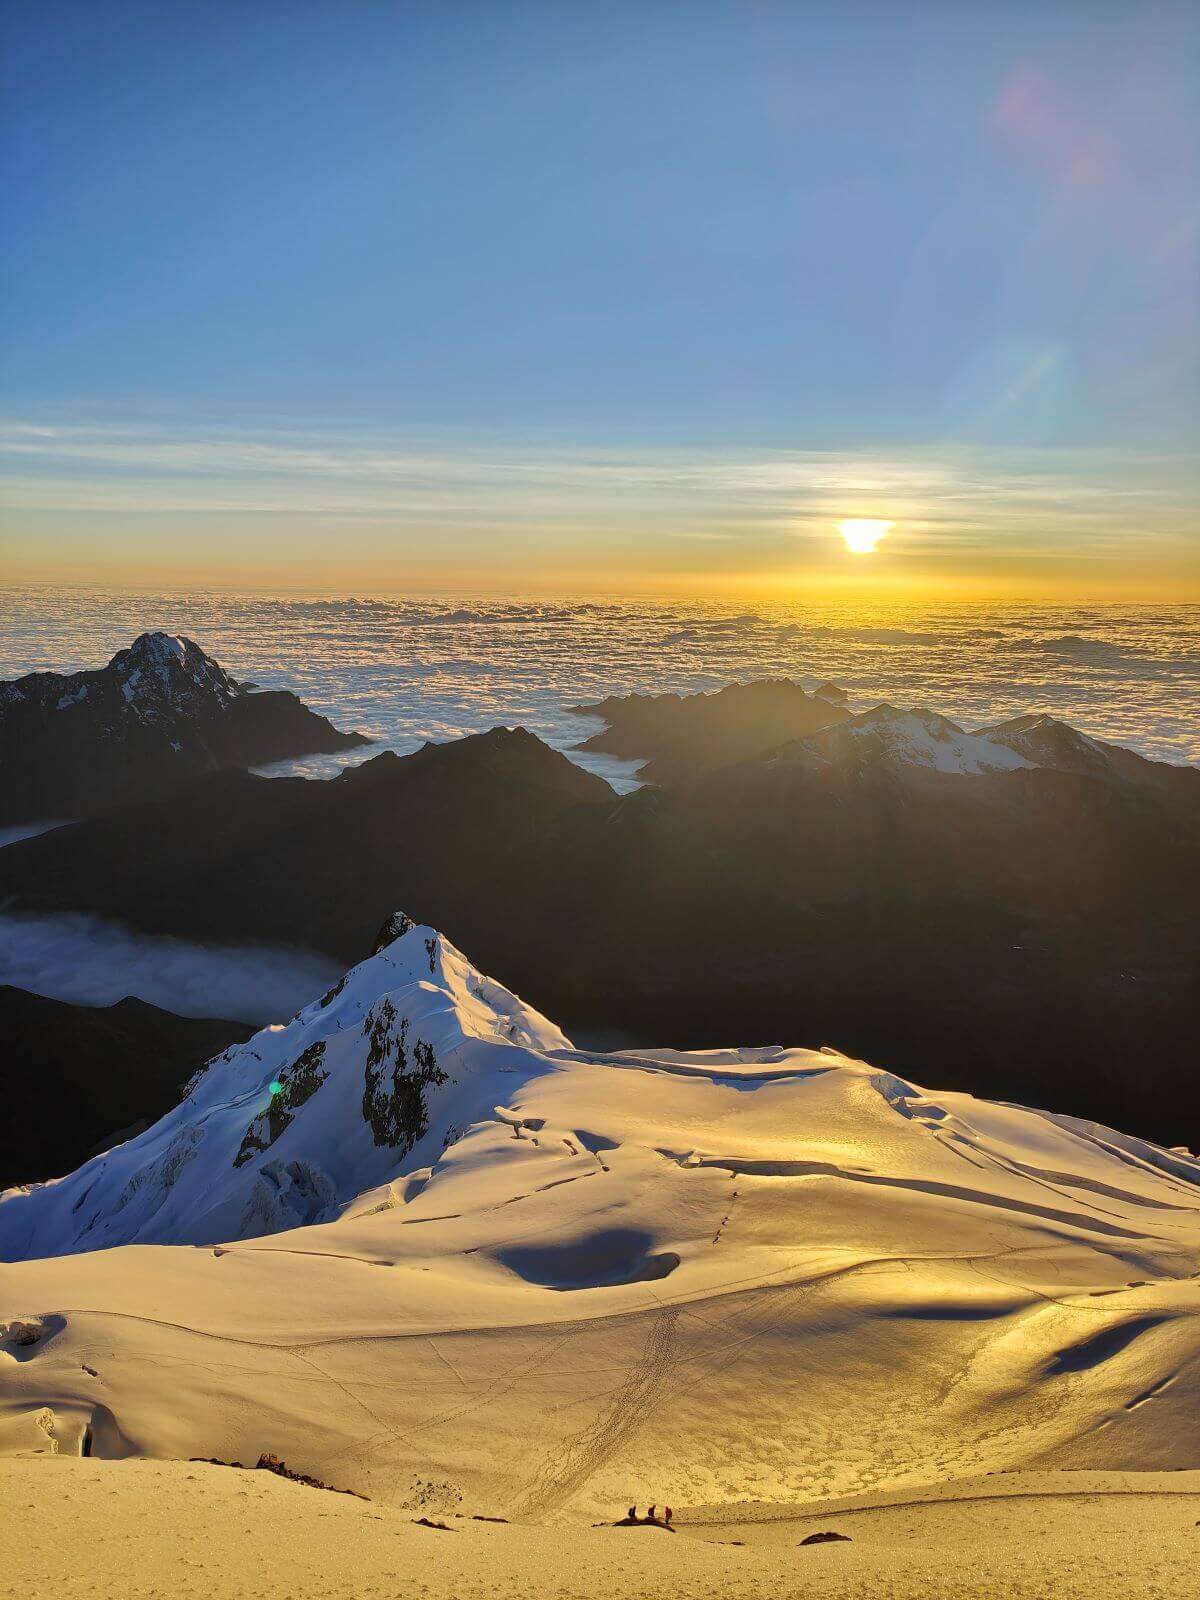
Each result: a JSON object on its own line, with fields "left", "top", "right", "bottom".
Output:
{"left": 2, "top": 922, "right": 1199, "bottom": 1517}
{"left": 1, "top": 590, "right": 1197, "bottom": 789}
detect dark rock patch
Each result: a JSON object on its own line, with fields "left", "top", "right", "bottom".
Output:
{"left": 191, "top": 1453, "right": 367, "bottom": 1498}
{"left": 371, "top": 911, "right": 414, "bottom": 955}
{"left": 362, "top": 1000, "right": 448, "bottom": 1152}
{"left": 233, "top": 1040, "right": 328, "bottom": 1168}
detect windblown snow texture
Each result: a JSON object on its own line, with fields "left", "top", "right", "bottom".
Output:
{"left": 2, "top": 918, "right": 1198, "bottom": 1517}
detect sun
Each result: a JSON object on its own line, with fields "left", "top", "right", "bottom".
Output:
{"left": 839, "top": 518, "right": 892, "bottom": 555}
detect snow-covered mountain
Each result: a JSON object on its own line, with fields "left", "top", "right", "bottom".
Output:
{"left": 0, "top": 631, "right": 368, "bottom": 824}
{"left": 574, "top": 676, "right": 1200, "bottom": 790}
{"left": 777, "top": 703, "right": 1035, "bottom": 776}
{"left": 2, "top": 918, "right": 1198, "bottom": 1513}
{"left": 979, "top": 711, "right": 1200, "bottom": 792}
{"left": 8, "top": 909, "right": 1197, "bottom": 1262}
{"left": 0, "top": 914, "right": 570, "bottom": 1257}
{"left": 102, "top": 632, "right": 241, "bottom": 715}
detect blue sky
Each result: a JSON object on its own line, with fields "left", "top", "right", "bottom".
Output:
{"left": 2, "top": 1, "right": 1197, "bottom": 592}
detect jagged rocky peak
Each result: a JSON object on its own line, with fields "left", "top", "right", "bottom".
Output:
{"left": 106, "top": 632, "right": 240, "bottom": 711}
{"left": 108, "top": 627, "right": 240, "bottom": 697}
{"left": 0, "top": 631, "right": 369, "bottom": 824}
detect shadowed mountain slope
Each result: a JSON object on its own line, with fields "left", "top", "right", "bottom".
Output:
{"left": 0, "top": 986, "right": 250, "bottom": 1188}
{"left": 0, "top": 703, "right": 1195, "bottom": 1144}
{"left": 0, "top": 727, "right": 615, "bottom": 960}
{"left": 571, "top": 678, "right": 851, "bottom": 784}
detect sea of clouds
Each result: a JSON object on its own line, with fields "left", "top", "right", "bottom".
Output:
{"left": 2, "top": 589, "right": 1196, "bottom": 782}
{"left": 0, "top": 909, "right": 340, "bottom": 1024}
{"left": 1, "top": 588, "right": 1196, "bottom": 1021}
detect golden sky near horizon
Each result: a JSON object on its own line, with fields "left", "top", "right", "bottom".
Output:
{"left": 2, "top": 426, "right": 1196, "bottom": 600}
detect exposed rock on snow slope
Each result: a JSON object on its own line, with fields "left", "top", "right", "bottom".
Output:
{"left": 2, "top": 921, "right": 1198, "bottom": 1516}
{"left": 0, "top": 631, "right": 368, "bottom": 823}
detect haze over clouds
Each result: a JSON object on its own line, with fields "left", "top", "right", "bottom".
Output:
{"left": 0, "top": 910, "right": 340, "bottom": 1024}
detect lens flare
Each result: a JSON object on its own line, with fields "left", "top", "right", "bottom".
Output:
{"left": 839, "top": 518, "right": 892, "bottom": 555}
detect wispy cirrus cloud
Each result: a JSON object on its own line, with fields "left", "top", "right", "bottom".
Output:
{"left": 0, "top": 416, "right": 1196, "bottom": 566}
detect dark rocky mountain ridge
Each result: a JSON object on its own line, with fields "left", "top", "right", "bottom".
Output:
{"left": 0, "top": 727, "right": 615, "bottom": 958}
{"left": 1, "top": 691, "right": 1196, "bottom": 1144}
{"left": 0, "top": 986, "right": 251, "bottom": 1188}
{"left": 0, "top": 631, "right": 369, "bottom": 824}
{"left": 571, "top": 678, "right": 851, "bottom": 785}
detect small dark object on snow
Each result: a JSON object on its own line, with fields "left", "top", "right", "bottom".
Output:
{"left": 800, "top": 1530, "right": 852, "bottom": 1545}
{"left": 255, "top": 1452, "right": 332, "bottom": 1490}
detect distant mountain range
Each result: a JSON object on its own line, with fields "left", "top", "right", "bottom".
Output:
{"left": 571, "top": 678, "right": 851, "bottom": 785}
{"left": 0, "top": 631, "right": 369, "bottom": 824}
{"left": 574, "top": 678, "right": 1198, "bottom": 792}
{"left": 2, "top": 677, "right": 1195, "bottom": 1145}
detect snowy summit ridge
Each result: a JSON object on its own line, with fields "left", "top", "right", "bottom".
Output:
{"left": 4, "top": 913, "right": 1198, "bottom": 1272}
{"left": 0, "top": 915, "right": 569, "bottom": 1257}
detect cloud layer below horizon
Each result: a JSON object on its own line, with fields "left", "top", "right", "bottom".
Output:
{"left": 0, "top": 909, "right": 340, "bottom": 1025}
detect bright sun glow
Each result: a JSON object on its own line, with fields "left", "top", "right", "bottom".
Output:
{"left": 839, "top": 518, "right": 893, "bottom": 555}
